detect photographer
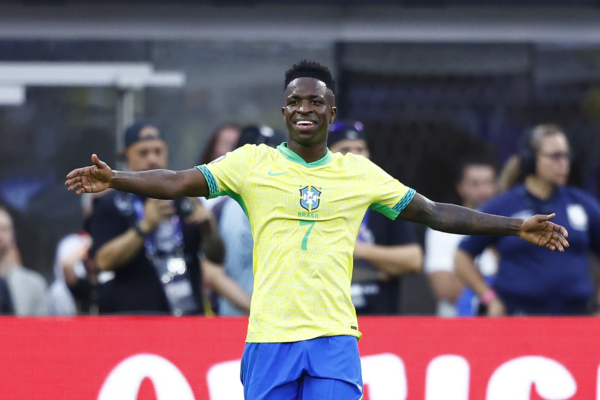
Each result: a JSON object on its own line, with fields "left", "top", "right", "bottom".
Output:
{"left": 88, "top": 122, "right": 229, "bottom": 315}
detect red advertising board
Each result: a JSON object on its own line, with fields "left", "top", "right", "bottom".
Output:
{"left": 0, "top": 316, "right": 597, "bottom": 400}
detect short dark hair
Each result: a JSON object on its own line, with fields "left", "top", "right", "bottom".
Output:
{"left": 284, "top": 60, "right": 336, "bottom": 94}
{"left": 456, "top": 155, "right": 497, "bottom": 183}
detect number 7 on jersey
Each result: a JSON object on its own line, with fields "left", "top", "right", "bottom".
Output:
{"left": 299, "top": 220, "right": 315, "bottom": 251}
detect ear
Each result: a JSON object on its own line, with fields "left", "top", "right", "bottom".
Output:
{"left": 330, "top": 106, "right": 337, "bottom": 124}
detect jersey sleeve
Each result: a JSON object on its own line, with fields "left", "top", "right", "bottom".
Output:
{"left": 365, "top": 159, "right": 416, "bottom": 220}
{"left": 194, "top": 144, "right": 255, "bottom": 199}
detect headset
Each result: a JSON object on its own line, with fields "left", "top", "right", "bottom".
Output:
{"left": 518, "top": 127, "right": 537, "bottom": 176}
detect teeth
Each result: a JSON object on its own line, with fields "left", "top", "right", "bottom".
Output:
{"left": 297, "top": 121, "right": 313, "bottom": 125}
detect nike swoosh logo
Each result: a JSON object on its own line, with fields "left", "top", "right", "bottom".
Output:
{"left": 268, "top": 171, "right": 289, "bottom": 176}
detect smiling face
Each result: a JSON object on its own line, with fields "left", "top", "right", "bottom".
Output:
{"left": 282, "top": 77, "right": 336, "bottom": 148}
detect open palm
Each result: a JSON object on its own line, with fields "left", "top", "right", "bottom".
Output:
{"left": 65, "top": 154, "right": 112, "bottom": 195}
{"left": 519, "top": 213, "right": 569, "bottom": 252}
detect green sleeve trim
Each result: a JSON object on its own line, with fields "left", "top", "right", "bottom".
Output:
{"left": 194, "top": 166, "right": 248, "bottom": 217}
{"left": 195, "top": 165, "right": 218, "bottom": 196}
{"left": 214, "top": 190, "right": 249, "bottom": 218}
{"left": 369, "top": 188, "right": 416, "bottom": 221}
{"left": 368, "top": 203, "right": 399, "bottom": 220}
{"left": 393, "top": 188, "right": 416, "bottom": 214}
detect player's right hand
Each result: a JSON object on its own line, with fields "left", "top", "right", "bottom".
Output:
{"left": 65, "top": 154, "right": 112, "bottom": 195}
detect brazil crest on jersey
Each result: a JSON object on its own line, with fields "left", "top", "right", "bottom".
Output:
{"left": 196, "top": 143, "right": 416, "bottom": 343}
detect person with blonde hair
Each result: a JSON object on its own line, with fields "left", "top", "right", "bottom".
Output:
{"left": 457, "top": 124, "right": 600, "bottom": 316}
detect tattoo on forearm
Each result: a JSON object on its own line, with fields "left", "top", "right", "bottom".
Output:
{"left": 427, "top": 203, "right": 522, "bottom": 236}
{"left": 400, "top": 194, "right": 522, "bottom": 236}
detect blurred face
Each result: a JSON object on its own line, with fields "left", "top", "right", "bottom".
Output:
{"left": 282, "top": 77, "right": 336, "bottom": 147}
{"left": 329, "top": 139, "right": 370, "bottom": 159}
{"left": 212, "top": 127, "right": 240, "bottom": 161}
{"left": 535, "top": 133, "right": 570, "bottom": 187}
{"left": 0, "top": 210, "right": 15, "bottom": 260}
{"left": 456, "top": 165, "right": 497, "bottom": 209}
{"left": 126, "top": 137, "right": 168, "bottom": 172}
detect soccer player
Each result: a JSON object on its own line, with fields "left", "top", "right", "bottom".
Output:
{"left": 66, "top": 60, "right": 569, "bottom": 400}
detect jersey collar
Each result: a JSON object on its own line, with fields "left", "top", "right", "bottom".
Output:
{"left": 277, "top": 142, "right": 333, "bottom": 168}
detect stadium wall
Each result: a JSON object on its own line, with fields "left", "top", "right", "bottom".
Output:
{"left": 0, "top": 317, "right": 597, "bottom": 399}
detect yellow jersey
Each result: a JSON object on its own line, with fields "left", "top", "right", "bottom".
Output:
{"left": 196, "top": 143, "right": 415, "bottom": 343}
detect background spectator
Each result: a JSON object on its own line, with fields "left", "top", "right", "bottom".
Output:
{"left": 328, "top": 121, "right": 423, "bottom": 315}
{"left": 212, "top": 125, "right": 286, "bottom": 316}
{"left": 0, "top": 207, "right": 48, "bottom": 316}
{"left": 198, "top": 124, "right": 241, "bottom": 166}
{"left": 456, "top": 124, "right": 600, "bottom": 316}
{"left": 48, "top": 232, "right": 98, "bottom": 315}
{"left": 88, "top": 122, "right": 228, "bottom": 315}
{"left": 424, "top": 157, "right": 498, "bottom": 316}
{"left": 197, "top": 124, "right": 242, "bottom": 210}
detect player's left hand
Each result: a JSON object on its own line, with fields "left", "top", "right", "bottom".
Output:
{"left": 519, "top": 213, "right": 569, "bottom": 252}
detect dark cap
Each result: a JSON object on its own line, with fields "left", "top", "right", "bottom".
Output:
{"left": 327, "top": 120, "right": 366, "bottom": 148}
{"left": 236, "top": 125, "right": 286, "bottom": 149}
{"left": 124, "top": 121, "right": 161, "bottom": 149}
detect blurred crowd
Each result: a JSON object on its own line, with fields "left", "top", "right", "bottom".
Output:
{"left": 1, "top": 119, "right": 599, "bottom": 318}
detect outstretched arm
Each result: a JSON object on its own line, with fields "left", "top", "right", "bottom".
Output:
{"left": 65, "top": 154, "right": 209, "bottom": 199}
{"left": 399, "top": 193, "right": 569, "bottom": 251}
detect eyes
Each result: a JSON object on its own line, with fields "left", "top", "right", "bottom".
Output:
{"left": 287, "top": 99, "right": 324, "bottom": 106}
{"left": 138, "top": 148, "right": 164, "bottom": 158}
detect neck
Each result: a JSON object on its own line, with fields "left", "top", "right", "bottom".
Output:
{"left": 287, "top": 140, "right": 328, "bottom": 164}
{"left": 0, "top": 255, "right": 12, "bottom": 278}
{"left": 525, "top": 175, "right": 556, "bottom": 200}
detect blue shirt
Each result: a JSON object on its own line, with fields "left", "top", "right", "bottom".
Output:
{"left": 217, "top": 197, "right": 254, "bottom": 316}
{"left": 459, "top": 185, "right": 600, "bottom": 314}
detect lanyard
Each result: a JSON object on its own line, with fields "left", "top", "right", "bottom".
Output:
{"left": 132, "top": 196, "right": 183, "bottom": 256}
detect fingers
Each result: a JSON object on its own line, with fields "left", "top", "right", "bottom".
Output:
{"left": 537, "top": 213, "right": 556, "bottom": 222}
{"left": 67, "top": 182, "right": 86, "bottom": 195}
{"left": 158, "top": 202, "right": 176, "bottom": 216}
{"left": 554, "top": 231, "right": 569, "bottom": 248}
{"left": 91, "top": 154, "right": 105, "bottom": 169}
{"left": 551, "top": 238, "right": 564, "bottom": 252}
{"left": 559, "top": 225, "right": 569, "bottom": 239}
{"left": 66, "top": 167, "right": 85, "bottom": 180}
{"left": 65, "top": 176, "right": 79, "bottom": 187}
{"left": 545, "top": 234, "right": 568, "bottom": 252}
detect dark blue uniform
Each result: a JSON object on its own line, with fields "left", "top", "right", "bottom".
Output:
{"left": 459, "top": 185, "right": 600, "bottom": 315}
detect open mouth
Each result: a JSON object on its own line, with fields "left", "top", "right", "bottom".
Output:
{"left": 295, "top": 120, "right": 316, "bottom": 131}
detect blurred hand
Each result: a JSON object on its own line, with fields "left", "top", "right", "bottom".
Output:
{"left": 140, "top": 199, "right": 175, "bottom": 233}
{"left": 65, "top": 154, "right": 112, "bottom": 195}
{"left": 519, "top": 213, "right": 569, "bottom": 252}
{"left": 486, "top": 297, "right": 507, "bottom": 317}
{"left": 61, "top": 235, "right": 92, "bottom": 287}
{"left": 185, "top": 198, "right": 213, "bottom": 226}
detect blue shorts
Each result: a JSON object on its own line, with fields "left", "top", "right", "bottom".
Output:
{"left": 240, "top": 335, "right": 363, "bottom": 400}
